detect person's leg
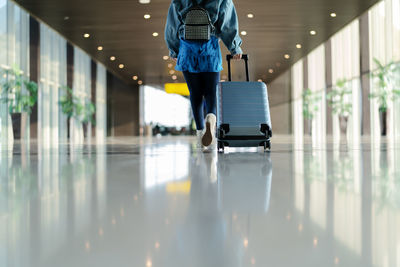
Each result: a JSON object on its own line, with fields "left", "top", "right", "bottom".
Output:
{"left": 202, "top": 72, "right": 220, "bottom": 115}
{"left": 183, "top": 71, "right": 205, "bottom": 130}
{"left": 201, "top": 72, "right": 220, "bottom": 147}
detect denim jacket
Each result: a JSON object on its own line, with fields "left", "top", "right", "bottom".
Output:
{"left": 164, "top": 0, "right": 243, "bottom": 58}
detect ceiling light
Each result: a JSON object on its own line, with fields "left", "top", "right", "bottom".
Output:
{"left": 97, "top": 46, "right": 103, "bottom": 51}
{"left": 83, "top": 33, "right": 90, "bottom": 38}
{"left": 64, "top": 16, "right": 70, "bottom": 20}
{"left": 168, "top": 63, "right": 173, "bottom": 68}
{"left": 144, "top": 14, "right": 151, "bottom": 19}
{"left": 138, "top": 80, "right": 143, "bottom": 85}
{"left": 163, "top": 56, "right": 169, "bottom": 60}
{"left": 172, "top": 75, "right": 177, "bottom": 80}
{"left": 247, "top": 14, "right": 254, "bottom": 18}
{"left": 284, "top": 54, "right": 290, "bottom": 59}
{"left": 268, "top": 69, "right": 274, "bottom": 74}
{"left": 153, "top": 32, "right": 159, "bottom": 37}
{"left": 169, "top": 70, "right": 175, "bottom": 75}
{"left": 310, "top": 30, "right": 317, "bottom": 35}
{"left": 110, "top": 56, "right": 116, "bottom": 61}
{"left": 330, "top": 12, "right": 337, "bottom": 17}
{"left": 241, "top": 31, "right": 247, "bottom": 36}
{"left": 258, "top": 79, "right": 263, "bottom": 82}
{"left": 296, "top": 44, "right": 302, "bottom": 49}
{"left": 139, "top": 0, "right": 151, "bottom": 3}
{"left": 132, "top": 75, "right": 138, "bottom": 80}
{"left": 119, "top": 64, "right": 124, "bottom": 69}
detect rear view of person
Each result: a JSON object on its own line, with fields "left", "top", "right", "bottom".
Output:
{"left": 165, "top": 0, "right": 243, "bottom": 150}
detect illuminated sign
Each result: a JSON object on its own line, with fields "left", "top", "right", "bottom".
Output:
{"left": 165, "top": 83, "right": 190, "bottom": 96}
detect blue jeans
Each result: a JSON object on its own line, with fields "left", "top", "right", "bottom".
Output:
{"left": 183, "top": 72, "right": 220, "bottom": 130}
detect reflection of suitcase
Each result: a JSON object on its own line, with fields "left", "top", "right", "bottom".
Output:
{"left": 218, "top": 153, "right": 272, "bottom": 213}
{"left": 217, "top": 55, "right": 272, "bottom": 152}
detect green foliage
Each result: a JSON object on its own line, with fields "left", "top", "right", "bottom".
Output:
{"left": 369, "top": 58, "right": 400, "bottom": 112}
{"left": 302, "top": 88, "right": 321, "bottom": 120}
{"left": 327, "top": 78, "right": 352, "bottom": 117}
{"left": 59, "top": 86, "right": 96, "bottom": 125}
{"left": 0, "top": 65, "right": 38, "bottom": 114}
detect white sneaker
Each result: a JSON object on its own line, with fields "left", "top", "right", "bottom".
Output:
{"left": 202, "top": 113, "right": 216, "bottom": 148}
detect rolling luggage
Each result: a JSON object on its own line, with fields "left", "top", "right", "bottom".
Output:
{"left": 217, "top": 55, "right": 272, "bottom": 152}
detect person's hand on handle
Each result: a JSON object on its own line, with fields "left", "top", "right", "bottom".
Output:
{"left": 232, "top": 54, "right": 242, "bottom": 60}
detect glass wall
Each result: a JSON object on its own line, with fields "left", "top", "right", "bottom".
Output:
{"left": 96, "top": 63, "right": 107, "bottom": 144}
{"left": 0, "top": 0, "right": 29, "bottom": 147}
{"left": 291, "top": 60, "right": 304, "bottom": 148}
{"left": 39, "top": 23, "right": 67, "bottom": 148}
{"left": 142, "top": 85, "right": 191, "bottom": 130}
{"left": 331, "top": 20, "right": 361, "bottom": 146}
{"left": 71, "top": 47, "right": 91, "bottom": 145}
{"left": 307, "top": 45, "right": 326, "bottom": 148}
{"left": 291, "top": 0, "right": 400, "bottom": 146}
{"left": 369, "top": 0, "right": 400, "bottom": 145}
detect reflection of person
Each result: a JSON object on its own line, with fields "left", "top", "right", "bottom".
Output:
{"left": 165, "top": 0, "right": 243, "bottom": 150}
{"left": 167, "top": 152, "right": 240, "bottom": 267}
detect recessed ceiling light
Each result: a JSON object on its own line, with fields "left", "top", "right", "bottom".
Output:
{"left": 138, "top": 80, "right": 143, "bottom": 85}
{"left": 97, "top": 46, "right": 103, "bottom": 51}
{"left": 169, "top": 70, "right": 175, "bottom": 75}
{"left": 247, "top": 14, "right": 254, "bottom": 18}
{"left": 268, "top": 69, "right": 274, "bottom": 74}
{"left": 296, "top": 44, "right": 302, "bottom": 49}
{"left": 133, "top": 76, "right": 138, "bottom": 80}
{"left": 139, "top": 0, "right": 151, "bottom": 3}
{"left": 110, "top": 56, "right": 116, "bottom": 61}
{"left": 284, "top": 54, "right": 290, "bottom": 59}
{"left": 153, "top": 32, "right": 159, "bottom": 37}
{"left": 64, "top": 16, "right": 70, "bottom": 20}
{"left": 168, "top": 63, "right": 173, "bottom": 68}
{"left": 163, "top": 56, "right": 169, "bottom": 60}
{"left": 310, "top": 30, "right": 317, "bottom": 35}
{"left": 119, "top": 64, "right": 124, "bottom": 69}
{"left": 144, "top": 14, "right": 151, "bottom": 19}
{"left": 83, "top": 33, "right": 90, "bottom": 38}
{"left": 330, "top": 12, "right": 337, "bottom": 17}
{"left": 258, "top": 79, "right": 263, "bottom": 82}
{"left": 172, "top": 75, "right": 177, "bottom": 80}
{"left": 241, "top": 31, "right": 247, "bottom": 36}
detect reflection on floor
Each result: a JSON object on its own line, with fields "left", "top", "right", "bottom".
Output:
{"left": 1, "top": 137, "right": 399, "bottom": 267}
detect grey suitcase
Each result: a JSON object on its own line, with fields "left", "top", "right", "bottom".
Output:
{"left": 217, "top": 55, "right": 272, "bottom": 152}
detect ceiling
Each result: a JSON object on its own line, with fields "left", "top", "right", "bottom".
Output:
{"left": 16, "top": 0, "right": 380, "bottom": 85}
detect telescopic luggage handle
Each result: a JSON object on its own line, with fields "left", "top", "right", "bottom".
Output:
{"left": 226, "top": 54, "right": 249, "bottom": 82}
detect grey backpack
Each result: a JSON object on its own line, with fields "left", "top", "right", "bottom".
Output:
{"left": 184, "top": 0, "right": 214, "bottom": 42}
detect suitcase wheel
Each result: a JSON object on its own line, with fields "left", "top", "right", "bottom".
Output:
{"left": 218, "top": 141, "right": 225, "bottom": 153}
{"left": 263, "top": 140, "right": 271, "bottom": 152}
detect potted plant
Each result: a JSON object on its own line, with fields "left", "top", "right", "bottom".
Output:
{"left": 59, "top": 86, "right": 95, "bottom": 138}
{"left": 0, "top": 65, "right": 38, "bottom": 140}
{"left": 77, "top": 98, "right": 96, "bottom": 137}
{"left": 302, "top": 88, "right": 321, "bottom": 135}
{"left": 369, "top": 58, "right": 400, "bottom": 136}
{"left": 327, "top": 79, "right": 352, "bottom": 143}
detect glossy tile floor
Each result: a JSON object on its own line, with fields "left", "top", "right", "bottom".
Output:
{"left": 1, "top": 137, "right": 400, "bottom": 267}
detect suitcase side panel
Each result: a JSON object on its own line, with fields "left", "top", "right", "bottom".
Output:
{"left": 217, "top": 81, "right": 272, "bottom": 131}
